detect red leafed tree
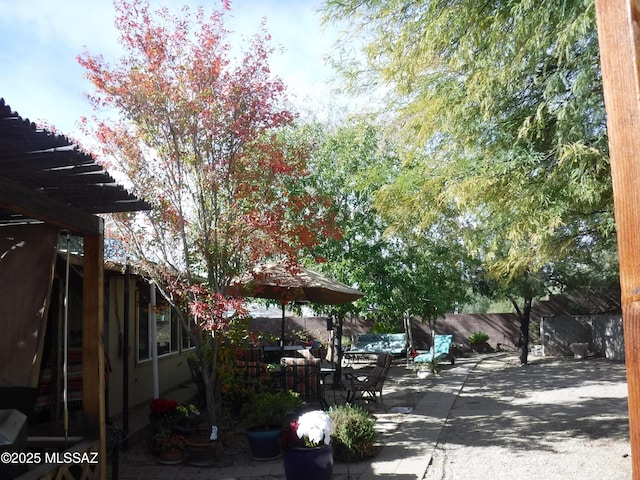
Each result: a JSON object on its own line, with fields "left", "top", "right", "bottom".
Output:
{"left": 78, "top": 0, "right": 337, "bottom": 427}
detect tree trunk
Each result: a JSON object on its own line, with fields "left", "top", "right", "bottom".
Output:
{"left": 203, "top": 372, "right": 216, "bottom": 428}
{"left": 518, "top": 296, "right": 532, "bottom": 365}
{"left": 200, "top": 335, "right": 219, "bottom": 429}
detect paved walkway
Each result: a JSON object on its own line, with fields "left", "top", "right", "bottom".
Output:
{"left": 353, "top": 360, "right": 475, "bottom": 479}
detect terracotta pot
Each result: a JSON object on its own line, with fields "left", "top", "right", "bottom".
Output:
{"left": 185, "top": 435, "right": 219, "bottom": 466}
{"left": 157, "top": 448, "right": 185, "bottom": 465}
{"left": 149, "top": 434, "right": 169, "bottom": 456}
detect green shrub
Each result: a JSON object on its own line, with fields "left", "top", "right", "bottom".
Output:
{"left": 241, "top": 390, "right": 302, "bottom": 428}
{"left": 329, "top": 403, "right": 377, "bottom": 461}
{"left": 468, "top": 331, "right": 490, "bottom": 345}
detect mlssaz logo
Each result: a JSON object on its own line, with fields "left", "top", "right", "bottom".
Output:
{"left": 45, "top": 451, "right": 100, "bottom": 464}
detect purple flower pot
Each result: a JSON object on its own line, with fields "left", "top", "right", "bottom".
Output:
{"left": 283, "top": 445, "right": 333, "bottom": 480}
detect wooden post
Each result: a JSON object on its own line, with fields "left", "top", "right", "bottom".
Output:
{"left": 595, "top": 1, "right": 640, "bottom": 478}
{"left": 82, "top": 229, "right": 106, "bottom": 480}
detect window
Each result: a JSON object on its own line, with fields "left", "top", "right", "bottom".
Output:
{"left": 137, "top": 281, "right": 178, "bottom": 361}
{"left": 182, "top": 317, "right": 195, "bottom": 351}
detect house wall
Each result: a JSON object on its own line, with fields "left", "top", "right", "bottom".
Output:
{"left": 104, "top": 276, "right": 193, "bottom": 418}
{"left": 540, "top": 314, "right": 625, "bottom": 362}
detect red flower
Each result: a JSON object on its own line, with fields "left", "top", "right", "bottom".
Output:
{"left": 280, "top": 420, "right": 302, "bottom": 450}
{"left": 150, "top": 398, "right": 178, "bottom": 416}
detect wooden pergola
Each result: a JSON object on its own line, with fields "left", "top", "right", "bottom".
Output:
{"left": 0, "top": 98, "right": 149, "bottom": 480}
{"left": 595, "top": 1, "right": 639, "bottom": 478}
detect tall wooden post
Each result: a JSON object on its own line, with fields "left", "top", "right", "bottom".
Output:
{"left": 595, "top": 1, "right": 640, "bottom": 477}
{"left": 83, "top": 229, "right": 106, "bottom": 480}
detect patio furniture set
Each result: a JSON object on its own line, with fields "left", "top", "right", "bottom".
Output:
{"left": 239, "top": 334, "right": 455, "bottom": 408}
{"left": 235, "top": 333, "right": 455, "bottom": 410}
{"left": 234, "top": 345, "right": 387, "bottom": 408}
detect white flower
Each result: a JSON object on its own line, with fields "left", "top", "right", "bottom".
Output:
{"left": 296, "top": 410, "right": 333, "bottom": 446}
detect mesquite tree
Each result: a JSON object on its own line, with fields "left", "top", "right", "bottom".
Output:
{"left": 324, "top": 0, "right": 616, "bottom": 364}
{"left": 79, "top": 0, "right": 336, "bottom": 427}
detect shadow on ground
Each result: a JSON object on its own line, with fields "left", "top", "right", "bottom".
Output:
{"left": 438, "top": 356, "right": 628, "bottom": 453}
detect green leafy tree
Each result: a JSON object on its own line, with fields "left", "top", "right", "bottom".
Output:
{"left": 305, "top": 124, "right": 397, "bottom": 323}
{"left": 298, "top": 122, "right": 391, "bottom": 383}
{"left": 79, "top": 0, "right": 336, "bottom": 427}
{"left": 323, "top": 0, "right": 616, "bottom": 364}
{"left": 303, "top": 122, "right": 471, "bottom": 370}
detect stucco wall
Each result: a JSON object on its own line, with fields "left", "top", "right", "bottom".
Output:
{"left": 422, "top": 313, "right": 521, "bottom": 350}
{"left": 248, "top": 312, "right": 521, "bottom": 352}
{"left": 105, "top": 276, "right": 193, "bottom": 418}
{"left": 540, "top": 315, "right": 625, "bottom": 362}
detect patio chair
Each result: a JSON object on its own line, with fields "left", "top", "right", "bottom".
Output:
{"left": 413, "top": 334, "right": 455, "bottom": 365}
{"left": 235, "top": 348, "right": 268, "bottom": 389}
{"left": 343, "top": 352, "right": 392, "bottom": 409}
{"left": 281, "top": 356, "right": 322, "bottom": 404}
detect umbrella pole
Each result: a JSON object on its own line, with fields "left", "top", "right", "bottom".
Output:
{"left": 334, "top": 314, "right": 344, "bottom": 388}
{"left": 280, "top": 303, "right": 285, "bottom": 357}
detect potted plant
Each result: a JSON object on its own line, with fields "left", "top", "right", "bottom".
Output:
{"left": 241, "top": 390, "right": 303, "bottom": 460}
{"left": 149, "top": 398, "right": 179, "bottom": 433}
{"left": 148, "top": 398, "right": 179, "bottom": 454}
{"left": 280, "top": 410, "right": 333, "bottom": 480}
{"left": 184, "top": 432, "right": 220, "bottom": 466}
{"left": 328, "top": 403, "right": 376, "bottom": 461}
{"left": 156, "top": 434, "right": 187, "bottom": 464}
{"left": 469, "top": 331, "right": 491, "bottom": 353}
{"left": 173, "top": 403, "right": 200, "bottom": 435}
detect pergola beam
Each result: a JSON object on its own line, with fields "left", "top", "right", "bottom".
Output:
{"left": 82, "top": 232, "right": 106, "bottom": 480}
{"left": 0, "top": 175, "right": 102, "bottom": 235}
{"left": 595, "top": 1, "right": 640, "bottom": 477}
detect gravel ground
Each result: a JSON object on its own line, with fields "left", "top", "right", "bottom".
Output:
{"left": 424, "top": 355, "right": 631, "bottom": 480}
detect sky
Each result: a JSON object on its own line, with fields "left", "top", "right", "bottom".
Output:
{"left": 0, "top": 0, "right": 349, "bottom": 143}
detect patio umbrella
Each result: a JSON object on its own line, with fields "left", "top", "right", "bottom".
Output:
{"left": 229, "top": 261, "right": 364, "bottom": 349}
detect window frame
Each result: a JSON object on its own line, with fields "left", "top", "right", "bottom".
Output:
{"left": 136, "top": 281, "right": 182, "bottom": 363}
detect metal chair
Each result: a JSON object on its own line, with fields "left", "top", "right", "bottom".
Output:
{"left": 343, "top": 352, "right": 392, "bottom": 409}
